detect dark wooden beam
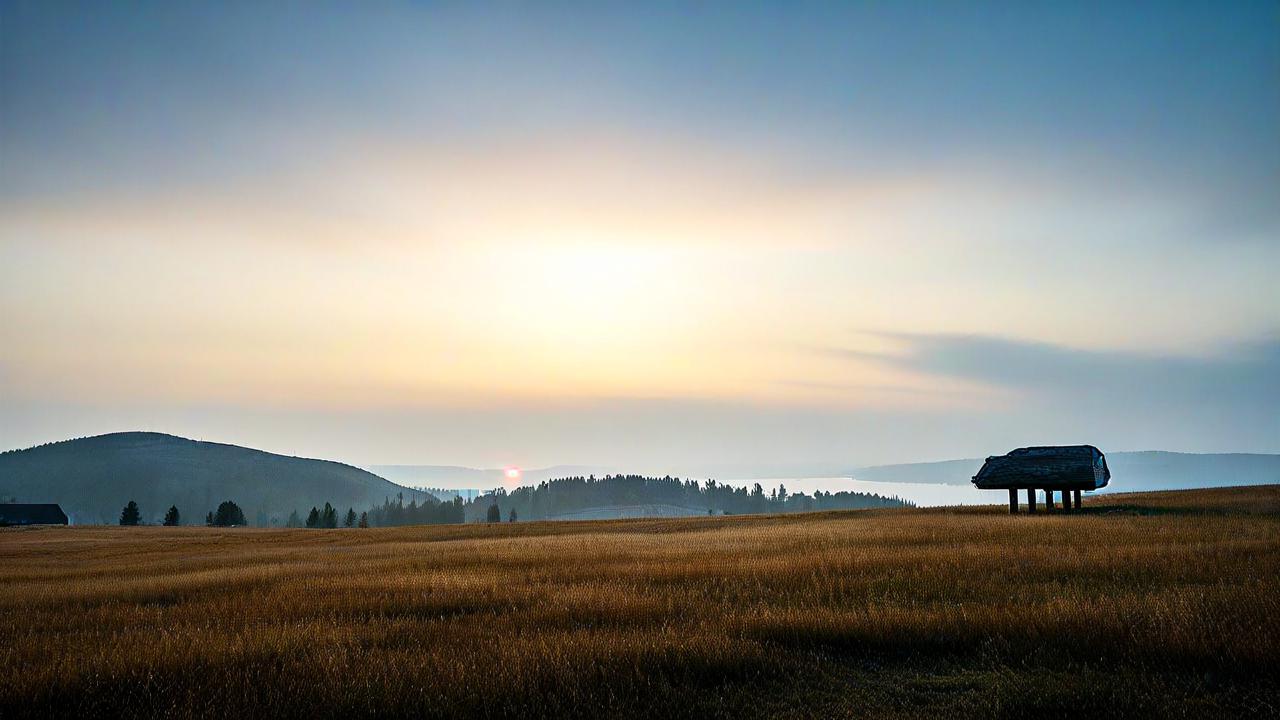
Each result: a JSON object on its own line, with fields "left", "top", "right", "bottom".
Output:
{"left": 1027, "top": 488, "right": 1037, "bottom": 513}
{"left": 1009, "top": 488, "right": 1018, "bottom": 514}
{"left": 1063, "top": 490, "right": 1073, "bottom": 511}
{"left": 1074, "top": 489, "right": 1082, "bottom": 508}
{"left": 1045, "top": 490, "right": 1055, "bottom": 513}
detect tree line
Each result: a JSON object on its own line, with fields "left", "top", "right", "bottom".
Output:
{"left": 283, "top": 502, "right": 369, "bottom": 528}
{"left": 112, "top": 475, "right": 910, "bottom": 528}
{"left": 465, "top": 474, "right": 911, "bottom": 522}
{"left": 364, "top": 493, "right": 465, "bottom": 526}
{"left": 118, "top": 500, "right": 245, "bottom": 526}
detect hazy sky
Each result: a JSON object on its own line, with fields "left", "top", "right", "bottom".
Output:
{"left": 2, "top": 2, "right": 1277, "bottom": 470}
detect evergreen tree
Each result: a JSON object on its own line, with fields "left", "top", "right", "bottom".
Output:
{"left": 119, "top": 501, "right": 141, "bottom": 526}
{"left": 486, "top": 502, "right": 501, "bottom": 523}
{"left": 508, "top": 508, "right": 518, "bottom": 522}
{"left": 163, "top": 505, "right": 180, "bottom": 526}
{"left": 322, "top": 502, "right": 338, "bottom": 528}
{"left": 212, "top": 501, "right": 247, "bottom": 527}
{"left": 358, "top": 511, "right": 369, "bottom": 528}
{"left": 344, "top": 508, "right": 357, "bottom": 527}
{"left": 306, "top": 507, "right": 320, "bottom": 528}
{"left": 206, "top": 511, "right": 214, "bottom": 526}
{"left": 750, "top": 483, "right": 767, "bottom": 514}
{"left": 286, "top": 510, "right": 303, "bottom": 528}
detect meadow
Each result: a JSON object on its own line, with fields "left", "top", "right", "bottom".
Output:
{"left": 1, "top": 486, "right": 1277, "bottom": 719}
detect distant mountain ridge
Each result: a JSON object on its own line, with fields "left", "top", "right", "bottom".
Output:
{"left": 371, "top": 463, "right": 879, "bottom": 489}
{"left": 0, "top": 432, "right": 428, "bottom": 525}
{"left": 377, "top": 452, "right": 1280, "bottom": 495}
{"left": 369, "top": 464, "right": 621, "bottom": 489}
{"left": 853, "top": 451, "right": 1280, "bottom": 491}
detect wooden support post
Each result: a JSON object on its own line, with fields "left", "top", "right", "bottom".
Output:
{"left": 1063, "top": 490, "right": 1073, "bottom": 511}
{"left": 1027, "top": 488, "right": 1037, "bottom": 513}
{"left": 1045, "top": 490, "right": 1055, "bottom": 512}
{"left": 1074, "top": 489, "right": 1082, "bottom": 509}
{"left": 1009, "top": 488, "right": 1018, "bottom": 514}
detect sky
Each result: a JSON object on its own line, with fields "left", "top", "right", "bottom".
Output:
{"left": 1, "top": 2, "right": 1277, "bottom": 471}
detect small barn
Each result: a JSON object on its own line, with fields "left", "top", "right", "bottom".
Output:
{"left": 972, "top": 446, "right": 1110, "bottom": 514}
{"left": 0, "top": 503, "right": 70, "bottom": 526}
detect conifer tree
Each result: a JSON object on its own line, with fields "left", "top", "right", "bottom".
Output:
{"left": 212, "top": 501, "right": 246, "bottom": 527}
{"left": 119, "top": 501, "right": 141, "bottom": 526}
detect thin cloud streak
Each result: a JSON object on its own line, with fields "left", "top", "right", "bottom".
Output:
{"left": 830, "top": 331, "right": 1280, "bottom": 426}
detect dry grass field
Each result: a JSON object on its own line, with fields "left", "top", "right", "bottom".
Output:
{"left": 2, "top": 486, "right": 1278, "bottom": 719}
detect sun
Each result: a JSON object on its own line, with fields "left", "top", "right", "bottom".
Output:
{"left": 504, "top": 466, "right": 522, "bottom": 481}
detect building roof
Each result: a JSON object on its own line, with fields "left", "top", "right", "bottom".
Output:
{"left": 0, "top": 503, "right": 69, "bottom": 525}
{"left": 971, "top": 445, "right": 1111, "bottom": 490}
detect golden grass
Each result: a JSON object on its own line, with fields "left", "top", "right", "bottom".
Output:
{"left": 1, "top": 486, "right": 1278, "bottom": 719}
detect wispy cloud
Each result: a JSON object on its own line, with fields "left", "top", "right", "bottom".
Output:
{"left": 832, "top": 332, "right": 1280, "bottom": 416}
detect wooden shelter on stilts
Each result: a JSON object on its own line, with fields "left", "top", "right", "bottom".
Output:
{"left": 971, "top": 446, "right": 1110, "bottom": 514}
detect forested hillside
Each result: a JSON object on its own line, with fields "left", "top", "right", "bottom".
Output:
{"left": 0, "top": 432, "right": 429, "bottom": 525}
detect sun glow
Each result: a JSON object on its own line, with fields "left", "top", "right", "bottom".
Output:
{"left": 504, "top": 467, "right": 522, "bottom": 480}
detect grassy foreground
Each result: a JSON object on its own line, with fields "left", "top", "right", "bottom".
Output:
{"left": 2, "top": 487, "right": 1278, "bottom": 719}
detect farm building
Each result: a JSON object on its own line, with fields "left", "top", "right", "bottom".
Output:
{"left": 0, "top": 503, "right": 69, "bottom": 526}
{"left": 972, "top": 446, "right": 1110, "bottom": 514}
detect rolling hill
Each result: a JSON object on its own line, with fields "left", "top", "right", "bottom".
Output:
{"left": 0, "top": 432, "right": 427, "bottom": 525}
